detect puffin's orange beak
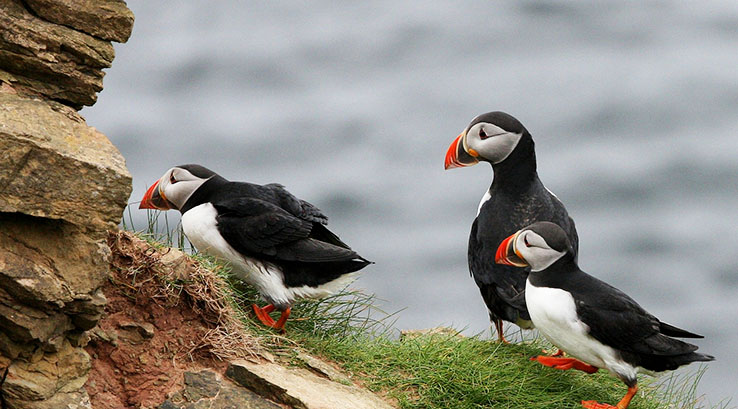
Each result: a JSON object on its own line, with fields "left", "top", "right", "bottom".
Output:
{"left": 495, "top": 232, "right": 528, "bottom": 267}
{"left": 139, "top": 180, "right": 172, "bottom": 210}
{"left": 444, "top": 132, "right": 479, "bottom": 169}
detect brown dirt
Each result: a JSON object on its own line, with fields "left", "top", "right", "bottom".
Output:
{"left": 84, "top": 231, "right": 260, "bottom": 409}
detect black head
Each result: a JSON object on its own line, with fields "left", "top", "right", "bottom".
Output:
{"left": 467, "top": 111, "right": 528, "bottom": 135}
{"left": 525, "top": 221, "right": 571, "bottom": 253}
{"left": 177, "top": 164, "right": 219, "bottom": 179}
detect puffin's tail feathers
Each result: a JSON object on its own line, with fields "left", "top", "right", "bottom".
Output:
{"left": 281, "top": 255, "right": 372, "bottom": 288}
{"left": 632, "top": 332, "right": 715, "bottom": 372}
{"left": 310, "top": 223, "right": 351, "bottom": 249}
{"left": 334, "top": 255, "right": 373, "bottom": 274}
{"left": 659, "top": 321, "right": 704, "bottom": 339}
{"left": 659, "top": 351, "right": 715, "bottom": 371}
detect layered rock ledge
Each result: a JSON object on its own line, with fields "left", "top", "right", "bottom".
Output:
{"left": 0, "top": 1, "right": 134, "bottom": 407}
{"left": 0, "top": 0, "right": 132, "bottom": 108}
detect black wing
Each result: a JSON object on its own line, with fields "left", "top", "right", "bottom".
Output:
{"left": 260, "top": 183, "right": 350, "bottom": 249}
{"left": 213, "top": 197, "right": 355, "bottom": 262}
{"left": 214, "top": 197, "right": 311, "bottom": 256}
{"left": 263, "top": 183, "right": 328, "bottom": 225}
{"left": 571, "top": 273, "right": 699, "bottom": 357}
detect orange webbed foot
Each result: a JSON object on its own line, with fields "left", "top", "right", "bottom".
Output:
{"left": 530, "top": 355, "right": 599, "bottom": 374}
{"left": 581, "top": 401, "right": 617, "bottom": 409}
{"left": 581, "top": 385, "right": 637, "bottom": 409}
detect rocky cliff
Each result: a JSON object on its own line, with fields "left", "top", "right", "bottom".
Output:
{"left": 0, "top": 0, "right": 133, "bottom": 407}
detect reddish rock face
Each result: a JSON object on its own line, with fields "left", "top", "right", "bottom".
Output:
{"left": 85, "top": 262, "right": 229, "bottom": 408}
{"left": 86, "top": 231, "right": 265, "bottom": 409}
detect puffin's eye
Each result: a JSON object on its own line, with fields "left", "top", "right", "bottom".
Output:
{"left": 524, "top": 236, "right": 531, "bottom": 247}
{"left": 170, "top": 173, "right": 177, "bottom": 184}
{"left": 479, "top": 128, "right": 488, "bottom": 140}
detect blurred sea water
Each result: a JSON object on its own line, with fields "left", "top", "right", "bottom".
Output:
{"left": 83, "top": 1, "right": 738, "bottom": 405}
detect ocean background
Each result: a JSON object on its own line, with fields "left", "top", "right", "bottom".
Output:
{"left": 83, "top": 1, "right": 738, "bottom": 405}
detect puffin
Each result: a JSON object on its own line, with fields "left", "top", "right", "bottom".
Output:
{"left": 139, "top": 164, "right": 371, "bottom": 330}
{"left": 444, "top": 111, "right": 578, "bottom": 343}
{"left": 496, "top": 221, "right": 714, "bottom": 409}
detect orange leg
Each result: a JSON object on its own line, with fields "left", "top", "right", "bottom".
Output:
{"left": 582, "top": 385, "right": 638, "bottom": 409}
{"left": 273, "top": 307, "right": 291, "bottom": 331}
{"left": 530, "top": 355, "right": 599, "bottom": 374}
{"left": 494, "top": 319, "right": 510, "bottom": 344}
{"left": 253, "top": 304, "right": 277, "bottom": 327}
{"left": 252, "top": 304, "right": 291, "bottom": 331}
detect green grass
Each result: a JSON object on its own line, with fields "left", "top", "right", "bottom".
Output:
{"left": 125, "top": 209, "right": 728, "bottom": 409}
{"left": 231, "top": 281, "right": 720, "bottom": 409}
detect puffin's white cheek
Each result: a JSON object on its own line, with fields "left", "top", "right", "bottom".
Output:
{"left": 169, "top": 185, "right": 190, "bottom": 208}
{"left": 467, "top": 132, "right": 522, "bottom": 164}
{"left": 528, "top": 248, "right": 566, "bottom": 272}
{"left": 166, "top": 179, "right": 208, "bottom": 209}
{"left": 487, "top": 133, "right": 522, "bottom": 164}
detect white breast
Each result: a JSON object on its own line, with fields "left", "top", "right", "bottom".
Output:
{"left": 181, "top": 203, "right": 292, "bottom": 306}
{"left": 525, "top": 280, "right": 638, "bottom": 381}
